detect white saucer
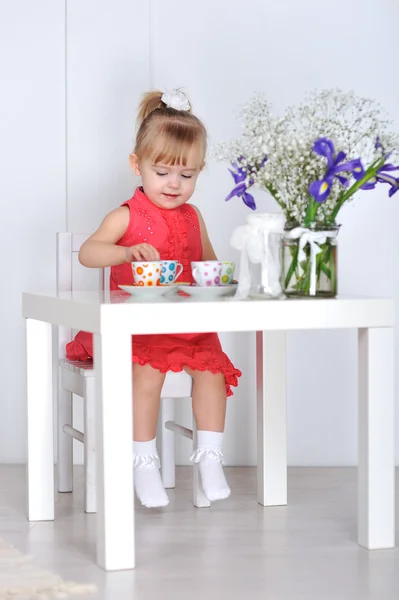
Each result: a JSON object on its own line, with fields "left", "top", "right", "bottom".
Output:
{"left": 177, "top": 284, "right": 237, "bottom": 298}
{"left": 118, "top": 285, "right": 178, "bottom": 298}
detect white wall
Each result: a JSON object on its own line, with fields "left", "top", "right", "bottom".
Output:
{"left": 1, "top": 0, "right": 398, "bottom": 466}
{"left": 66, "top": 0, "right": 149, "bottom": 231}
{"left": 0, "top": 1, "right": 66, "bottom": 463}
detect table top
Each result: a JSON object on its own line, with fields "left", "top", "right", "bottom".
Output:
{"left": 22, "top": 289, "right": 395, "bottom": 335}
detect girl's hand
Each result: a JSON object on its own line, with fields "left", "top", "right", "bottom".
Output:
{"left": 126, "top": 244, "right": 160, "bottom": 262}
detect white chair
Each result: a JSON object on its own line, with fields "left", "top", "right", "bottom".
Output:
{"left": 56, "top": 232, "right": 211, "bottom": 513}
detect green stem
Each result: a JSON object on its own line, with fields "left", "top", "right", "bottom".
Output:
{"left": 304, "top": 196, "right": 318, "bottom": 227}
{"left": 317, "top": 246, "right": 332, "bottom": 281}
{"left": 284, "top": 245, "right": 299, "bottom": 289}
{"left": 330, "top": 246, "right": 337, "bottom": 295}
{"left": 320, "top": 262, "right": 332, "bottom": 279}
{"left": 284, "top": 241, "right": 336, "bottom": 296}
{"left": 299, "top": 252, "right": 312, "bottom": 293}
{"left": 330, "top": 156, "right": 386, "bottom": 221}
{"left": 319, "top": 246, "right": 332, "bottom": 279}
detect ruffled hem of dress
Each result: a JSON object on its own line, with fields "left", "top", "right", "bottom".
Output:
{"left": 132, "top": 356, "right": 240, "bottom": 397}
{"left": 66, "top": 340, "right": 92, "bottom": 362}
{"left": 65, "top": 340, "right": 241, "bottom": 397}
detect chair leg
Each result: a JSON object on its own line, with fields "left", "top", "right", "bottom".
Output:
{"left": 84, "top": 377, "right": 97, "bottom": 513}
{"left": 57, "top": 367, "right": 73, "bottom": 493}
{"left": 192, "top": 416, "right": 211, "bottom": 508}
{"left": 159, "top": 397, "right": 176, "bottom": 489}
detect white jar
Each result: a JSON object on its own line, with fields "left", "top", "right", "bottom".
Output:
{"left": 231, "top": 212, "right": 285, "bottom": 299}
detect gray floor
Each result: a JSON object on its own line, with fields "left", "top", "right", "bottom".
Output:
{"left": 1, "top": 465, "right": 398, "bottom": 600}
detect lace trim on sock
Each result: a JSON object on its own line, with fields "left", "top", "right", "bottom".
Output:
{"left": 190, "top": 448, "right": 225, "bottom": 465}
{"left": 133, "top": 453, "right": 160, "bottom": 471}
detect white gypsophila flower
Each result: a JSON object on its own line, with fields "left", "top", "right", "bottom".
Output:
{"left": 213, "top": 88, "right": 399, "bottom": 224}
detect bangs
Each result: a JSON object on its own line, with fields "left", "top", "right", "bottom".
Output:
{"left": 139, "top": 119, "right": 206, "bottom": 168}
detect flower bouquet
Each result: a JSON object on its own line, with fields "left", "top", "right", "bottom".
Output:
{"left": 216, "top": 90, "right": 398, "bottom": 297}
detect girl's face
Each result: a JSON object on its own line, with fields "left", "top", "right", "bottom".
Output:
{"left": 129, "top": 150, "right": 203, "bottom": 210}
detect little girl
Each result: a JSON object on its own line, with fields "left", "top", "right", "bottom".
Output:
{"left": 66, "top": 89, "right": 241, "bottom": 508}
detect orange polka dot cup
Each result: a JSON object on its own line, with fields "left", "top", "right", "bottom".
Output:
{"left": 131, "top": 261, "right": 163, "bottom": 287}
{"left": 132, "top": 260, "right": 183, "bottom": 286}
{"left": 220, "top": 261, "right": 236, "bottom": 285}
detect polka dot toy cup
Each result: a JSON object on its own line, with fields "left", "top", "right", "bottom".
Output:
{"left": 132, "top": 260, "right": 183, "bottom": 286}
{"left": 131, "top": 262, "right": 163, "bottom": 287}
{"left": 160, "top": 260, "right": 184, "bottom": 284}
{"left": 191, "top": 261, "right": 223, "bottom": 287}
{"left": 220, "top": 261, "right": 236, "bottom": 285}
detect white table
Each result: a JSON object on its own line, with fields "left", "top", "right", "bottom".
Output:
{"left": 22, "top": 291, "right": 395, "bottom": 571}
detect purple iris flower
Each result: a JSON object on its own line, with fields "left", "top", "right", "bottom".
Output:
{"left": 226, "top": 155, "right": 267, "bottom": 211}
{"left": 360, "top": 137, "right": 399, "bottom": 196}
{"left": 309, "top": 138, "right": 364, "bottom": 203}
{"left": 361, "top": 162, "right": 399, "bottom": 196}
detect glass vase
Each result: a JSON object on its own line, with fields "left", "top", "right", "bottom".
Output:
{"left": 282, "top": 224, "right": 339, "bottom": 298}
{"left": 231, "top": 213, "right": 285, "bottom": 299}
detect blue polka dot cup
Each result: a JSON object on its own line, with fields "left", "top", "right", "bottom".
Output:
{"left": 160, "top": 260, "right": 184, "bottom": 285}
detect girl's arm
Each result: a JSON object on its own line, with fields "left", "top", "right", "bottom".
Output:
{"left": 192, "top": 206, "right": 218, "bottom": 261}
{"left": 79, "top": 207, "right": 160, "bottom": 268}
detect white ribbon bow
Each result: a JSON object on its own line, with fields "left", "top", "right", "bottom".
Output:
{"left": 285, "top": 227, "right": 337, "bottom": 296}
{"left": 231, "top": 214, "right": 284, "bottom": 299}
{"left": 161, "top": 89, "right": 190, "bottom": 111}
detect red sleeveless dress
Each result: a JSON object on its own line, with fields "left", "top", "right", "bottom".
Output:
{"left": 66, "top": 187, "right": 241, "bottom": 397}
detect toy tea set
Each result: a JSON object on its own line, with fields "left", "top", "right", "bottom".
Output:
{"left": 118, "top": 260, "right": 236, "bottom": 299}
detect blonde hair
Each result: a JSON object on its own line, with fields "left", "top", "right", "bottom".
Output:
{"left": 134, "top": 90, "right": 207, "bottom": 168}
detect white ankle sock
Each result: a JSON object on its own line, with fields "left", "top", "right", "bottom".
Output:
{"left": 133, "top": 439, "right": 169, "bottom": 508}
{"left": 191, "top": 430, "right": 231, "bottom": 502}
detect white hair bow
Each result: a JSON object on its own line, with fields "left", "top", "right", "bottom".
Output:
{"left": 161, "top": 89, "right": 190, "bottom": 111}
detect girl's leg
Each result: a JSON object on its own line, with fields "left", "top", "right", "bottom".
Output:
{"left": 184, "top": 368, "right": 231, "bottom": 501}
{"left": 133, "top": 363, "right": 165, "bottom": 441}
{"left": 132, "top": 363, "right": 169, "bottom": 508}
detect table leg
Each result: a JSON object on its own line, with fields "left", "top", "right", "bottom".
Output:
{"left": 256, "top": 331, "right": 287, "bottom": 506}
{"left": 358, "top": 327, "right": 395, "bottom": 549}
{"left": 94, "top": 331, "right": 134, "bottom": 570}
{"left": 26, "top": 319, "right": 54, "bottom": 521}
